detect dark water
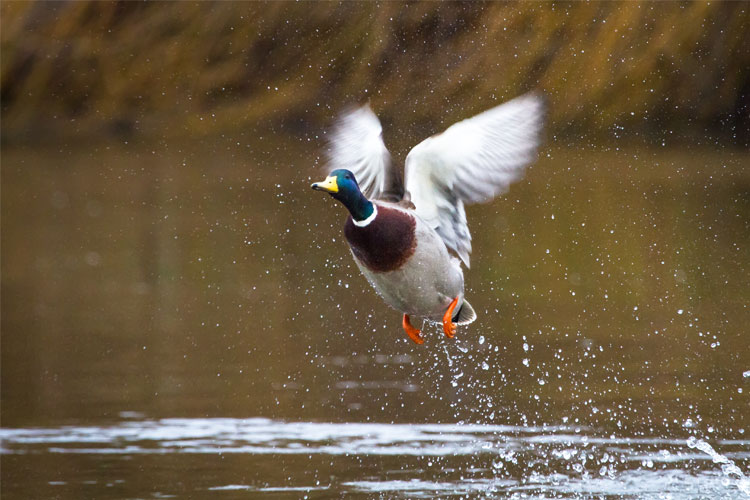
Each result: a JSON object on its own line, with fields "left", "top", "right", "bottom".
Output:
{"left": 1, "top": 140, "right": 749, "bottom": 498}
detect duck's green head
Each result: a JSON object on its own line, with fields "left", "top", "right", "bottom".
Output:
{"left": 311, "top": 169, "right": 374, "bottom": 222}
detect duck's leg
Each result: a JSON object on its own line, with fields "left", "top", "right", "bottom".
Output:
{"left": 442, "top": 297, "right": 459, "bottom": 338}
{"left": 402, "top": 314, "right": 424, "bottom": 345}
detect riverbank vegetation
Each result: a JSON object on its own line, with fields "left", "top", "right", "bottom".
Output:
{"left": 2, "top": 2, "right": 748, "bottom": 145}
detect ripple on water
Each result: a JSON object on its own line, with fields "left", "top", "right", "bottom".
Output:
{"left": 1, "top": 418, "right": 748, "bottom": 499}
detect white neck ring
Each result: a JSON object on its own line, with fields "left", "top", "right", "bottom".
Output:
{"left": 353, "top": 204, "right": 378, "bottom": 227}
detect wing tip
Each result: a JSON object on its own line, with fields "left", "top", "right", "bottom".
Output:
{"left": 522, "top": 90, "right": 548, "bottom": 131}
{"left": 459, "top": 249, "right": 471, "bottom": 268}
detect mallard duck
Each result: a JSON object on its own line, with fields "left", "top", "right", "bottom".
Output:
{"left": 312, "top": 93, "right": 544, "bottom": 344}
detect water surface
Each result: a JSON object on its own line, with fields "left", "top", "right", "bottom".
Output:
{"left": 2, "top": 141, "right": 748, "bottom": 498}
{"left": 2, "top": 418, "right": 749, "bottom": 498}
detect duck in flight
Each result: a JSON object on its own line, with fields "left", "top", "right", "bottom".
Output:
{"left": 312, "top": 93, "right": 544, "bottom": 344}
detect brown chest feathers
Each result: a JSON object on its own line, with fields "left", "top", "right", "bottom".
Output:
{"left": 344, "top": 206, "right": 417, "bottom": 272}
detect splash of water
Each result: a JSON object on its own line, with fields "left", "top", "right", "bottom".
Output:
{"left": 687, "top": 436, "right": 750, "bottom": 497}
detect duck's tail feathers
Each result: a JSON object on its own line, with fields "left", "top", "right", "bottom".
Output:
{"left": 453, "top": 299, "right": 477, "bottom": 325}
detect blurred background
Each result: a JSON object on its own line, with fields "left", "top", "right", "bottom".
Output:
{"left": 2, "top": 2, "right": 748, "bottom": 144}
{"left": 1, "top": 2, "right": 749, "bottom": 498}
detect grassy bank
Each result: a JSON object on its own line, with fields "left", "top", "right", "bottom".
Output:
{"left": 2, "top": 2, "right": 748, "bottom": 145}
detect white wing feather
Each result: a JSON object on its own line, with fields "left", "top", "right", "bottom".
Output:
{"left": 326, "top": 104, "right": 391, "bottom": 200}
{"left": 404, "top": 93, "right": 545, "bottom": 267}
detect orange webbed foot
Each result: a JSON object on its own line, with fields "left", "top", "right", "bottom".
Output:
{"left": 442, "top": 297, "right": 459, "bottom": 338}
{"left": 402, "top": 314, "right": 424, "bottom": 345}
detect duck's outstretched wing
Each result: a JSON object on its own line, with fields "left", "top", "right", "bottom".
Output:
{"left": 325, "top": 104, "right": 404, "bottom": 202}
{"left": 404, "top": 93, "right": 545, "bottom": 267}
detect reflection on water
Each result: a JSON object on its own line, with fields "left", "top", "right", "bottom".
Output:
{"left": 2, "top": 418, "right": 749, "bottom": 498}
{"left": 1, "top": 140, "right": 749, "bottom": 498}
